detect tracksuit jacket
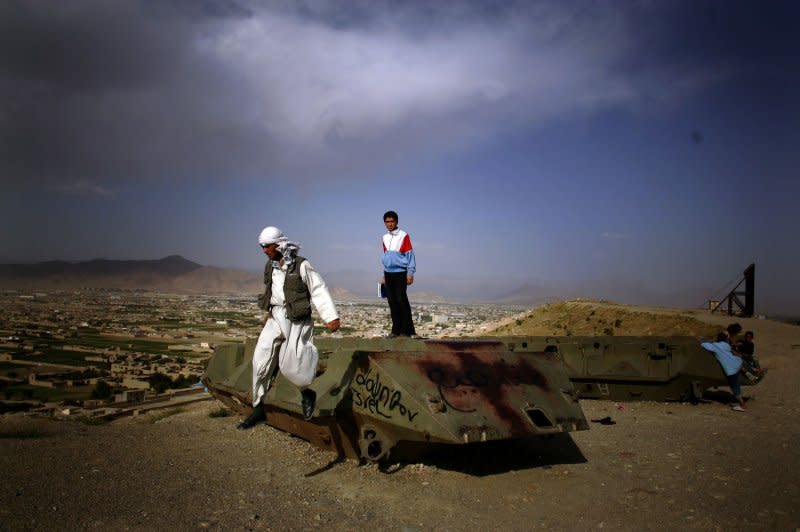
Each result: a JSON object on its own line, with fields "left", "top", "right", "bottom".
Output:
{"left": 382, "top": 228, "right": 416, "bottom": 275}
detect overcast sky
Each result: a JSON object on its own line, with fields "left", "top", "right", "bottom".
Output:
{"left": 1, "top": 1, "right": 798, "bottom": 314}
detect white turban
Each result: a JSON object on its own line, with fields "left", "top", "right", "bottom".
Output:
{"left": 258, "top": 226, "right": 300, "bottom": 267}
{"left": 258, "top": 226, "right": 285, "bottom": 246}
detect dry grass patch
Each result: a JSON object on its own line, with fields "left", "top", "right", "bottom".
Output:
{"left": 482, "top": 300, "right": 720, "bottom": 337}
{"left": 208, "top": 407, "right": 232, "bottom": 418}
{"left": 142, "top": 407, "right": 186, "bottom": 424}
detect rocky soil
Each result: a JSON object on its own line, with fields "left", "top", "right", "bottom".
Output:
{"left": 2, "top": 306, "right": 799, "bottom": 531}
{"left": 480, "top": 300, "right": 722, "bottom": 337}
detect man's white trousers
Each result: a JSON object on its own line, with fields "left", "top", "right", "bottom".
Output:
{"left": 251, "top": 305, "right": 319, "bottom": 407}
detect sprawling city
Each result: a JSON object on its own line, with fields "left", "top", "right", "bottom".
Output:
{"left": 0, "top": 289, "right": 520, "bottom": 418}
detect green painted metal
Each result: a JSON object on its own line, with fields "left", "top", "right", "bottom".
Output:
{"left": 204, "top": 334, "right": 764, "bottom": 460}
{"left": 490, "top": 336, "right": 763, "bottom": 401}
{"left": 204, "top": 337, "right": 589, "bottom": 461}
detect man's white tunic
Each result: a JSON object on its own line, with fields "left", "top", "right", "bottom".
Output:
{"left": 252, "top": 259, "right": 338, "bottom": 407}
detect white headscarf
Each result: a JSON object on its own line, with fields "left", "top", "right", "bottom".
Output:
{"left": 277, "top": 238, "right": 301, "bottom": 269}
{"left": 259, "top": 226, "right": 301, "bottom": 268}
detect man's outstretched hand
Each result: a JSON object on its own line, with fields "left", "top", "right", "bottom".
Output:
{"left": 326, "top": 319, "right": 341, "bottom": 332}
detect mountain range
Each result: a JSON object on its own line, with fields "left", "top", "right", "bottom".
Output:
{"left": 0, "top": 255, "right": 719, "bottom": 309}
{"left": 0, "top": 255, "right": 256, "bottom": 294}
{"left": 0, "top": 256, "right": 377, "bottom": 302}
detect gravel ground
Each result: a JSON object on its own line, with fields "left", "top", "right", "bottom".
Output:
{"left": 2, "top": 314, "right": 799, "bottom": 531}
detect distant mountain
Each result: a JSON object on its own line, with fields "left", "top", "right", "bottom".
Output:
{"left": 0, "top": 256, "right": 263, "bottom": 294}
{"left": 324, "top": 269, "right": 454, "bottom": 302}
{"left": 0, "top": 256, "right": 380, "bottom": 300}
{"left": 324, "top": 270, "right": 377, "bottom": 297}
{"left": 409, "top": 291, "right": 451, "bottom": 303}
{"left": 0, "top": 255, "right": 201, "bottom": 278}
{"left": 0, "top": 257, "right": 722, "bottom": 311}
{"left": 329, "top": 286, "right": 370, "bottom": 302}
{"left": 491, "top": 282, "right": 555, "bottom": 306}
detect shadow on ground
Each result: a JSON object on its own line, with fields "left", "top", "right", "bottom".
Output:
{"left": 380, "top": 434, "right": 586, "bottom": 476}
{"left": 702, "top": 388, "right": 754, "bottom": 405}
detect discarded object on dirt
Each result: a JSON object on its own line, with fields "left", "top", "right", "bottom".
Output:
{"left": 590, "top": 416, "right": 616, "bottom": 425}
{"left": 203, "top": 337, "right": 589, "bottom": 462}
{"left": 490, "top": 336, "right": 765, "bottom": 402}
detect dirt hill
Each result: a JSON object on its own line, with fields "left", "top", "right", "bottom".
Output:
{"left": 480, "top": 299, "right": 721, "bottom": 337}
{"left": 3, "top": 303, "right": 799, "bottom": 530}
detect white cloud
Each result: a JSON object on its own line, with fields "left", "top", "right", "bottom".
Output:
{"left": 1, "top": 2, "right": 736, "bottom": 185}
{"left": 201, "top": 3, "right": 726, "bottom": 176}
{"left": 49, "top": 180, "right": 116, "bottom": 197}
{"left": 601, "top": 232, "right": 631, "bottom": 240}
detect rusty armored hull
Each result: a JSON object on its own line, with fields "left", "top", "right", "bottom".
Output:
{"left": 203, "top": 337, "right": 589, "bottom": 461}
{"left": 490, "top": 336, "right": 763, "bottom": 402}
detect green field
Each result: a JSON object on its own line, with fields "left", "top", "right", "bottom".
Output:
{"left": 141, "top": 321, "right": 194, "bottom": 329}
{"left": 75, "top": 335, "right": 176, "bottom": 355}
{"left": 200, "top": 311, "right": 245, "bottom": 320}
{"left": 179, "top": 323, "right": 225, "bottom": 330}
{"left": 2, "top": 335, "right": 67, "bottom": 348}
{"left": 0, "top": 361, "right": 20, "bottom": 371}
{"left": 1, "top": 383, "right": 92, "bottom": 402}
{"left": 13, "top": 348, "right": 108, "bottom": 368}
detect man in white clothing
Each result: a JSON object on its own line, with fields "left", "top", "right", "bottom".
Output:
{"left": 237, "top": 226, "right": 340, "bottom": 429}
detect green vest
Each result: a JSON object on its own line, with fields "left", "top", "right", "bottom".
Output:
{"left": 257, "top": 256, "right": 312, "bottom": 322}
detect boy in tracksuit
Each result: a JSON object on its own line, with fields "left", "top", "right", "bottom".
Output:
{"left": 380, "top": 211, "right": 416, "bottom": 337}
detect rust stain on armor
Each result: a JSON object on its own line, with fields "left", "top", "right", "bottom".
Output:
{"left": 414, "top": 351, "right": 550, "bottom": 437}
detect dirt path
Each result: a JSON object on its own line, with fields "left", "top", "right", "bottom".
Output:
{"left": 2, "top": 311, "right": 799, "bottom": 531}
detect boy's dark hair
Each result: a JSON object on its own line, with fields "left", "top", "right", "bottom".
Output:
{"left": 726, "top": 322, "right": 742, "bottom": 336}
{"left": 745, "top": 330, "right": 754, "bottom": 338}
{"left": 383, "top": 210, "right": 398, "bottom": 222}
{"left": 716, "top": 332, "right": 729, "bottom": 343}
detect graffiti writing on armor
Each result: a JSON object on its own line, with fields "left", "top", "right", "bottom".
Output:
{"left": 426, "top": 367, "right": 492, "bottom": 413}
{"left": 351, "top": 367, "right": 418, "bottom": 422}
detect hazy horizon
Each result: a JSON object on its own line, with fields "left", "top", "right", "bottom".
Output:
{"left": 3, "top": 254, "right": 787, "bottom": 317}
{"left": 2, "top": 2, "right": 798, "bottom": 315}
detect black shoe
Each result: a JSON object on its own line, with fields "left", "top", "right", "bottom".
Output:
{"left": 301, "top": 389, "right": 316, "bottom": 421}
{"left": 236, "top": 403, "right": 265, "bottom": 430}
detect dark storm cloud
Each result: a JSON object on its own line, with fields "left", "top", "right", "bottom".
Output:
{"left": 1, "top": 2, "right": 173, "bottom": 91}
{"left": 1, "top": 0, "right": 266, "bottom": 185}
{"left": 1, "top": 1, "right": 795, "bottom": 189}
{"left": 608, "top": 1, "right": 798, "bottom": 90}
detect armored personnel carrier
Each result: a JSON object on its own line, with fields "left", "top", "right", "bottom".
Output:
{"left": 204, "top": 334, "right": 762, "bottom": 460}
{"left": 204, "top": 336, "right": 589, "bottom": 461}
{"left": 492, "top": 336, "right": 764, "bottom": 402}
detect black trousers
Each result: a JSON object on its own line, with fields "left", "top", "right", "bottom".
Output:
{"left": 384, "top": 271, "right": 415, "bottom": 336}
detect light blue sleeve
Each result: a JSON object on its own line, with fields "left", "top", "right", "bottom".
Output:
{"left": 406, "top": 250, "right": 416, "bottom": 275}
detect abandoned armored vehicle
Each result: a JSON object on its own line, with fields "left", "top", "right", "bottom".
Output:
{"left": 491, "top": 336, "right": 764, "bottom": 402}
{"left": 204, "top": 336, "right": 589, "bottom": 462}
